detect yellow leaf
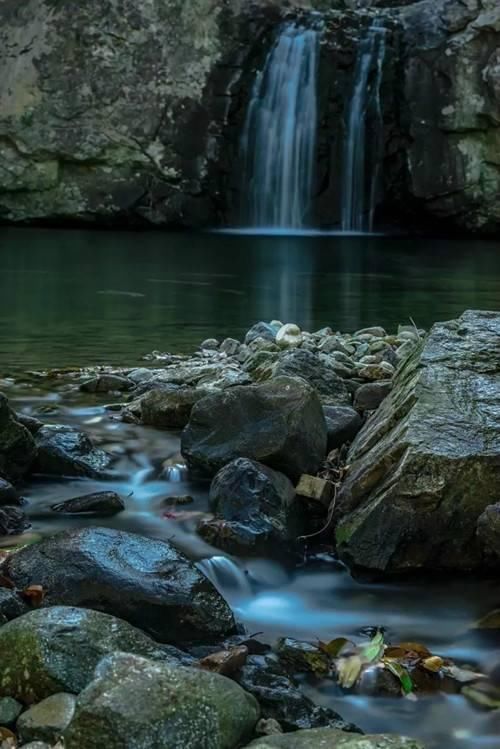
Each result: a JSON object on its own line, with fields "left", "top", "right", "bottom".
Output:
{"left": 422, "top": 656, "right": 444, "bottom": 673}
{"left": 337, "top": 655, "right": 363, "bottom": 689}
{"left": 318, "top": 637, "right": 354, "bottom": 658}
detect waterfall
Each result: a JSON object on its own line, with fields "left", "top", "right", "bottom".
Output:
{"left": 240, "top": 21, "right": 321, "bottom": 230}
{"left": 341, "top": 23, "right": 387, "bottom": 233}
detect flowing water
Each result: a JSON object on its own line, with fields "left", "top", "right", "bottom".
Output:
{"left": 240, "top": 21, "right": 321, "bottom": 229}
{"left": 342, "top": 24, "right": 388, "bottom": 233}
{"left": 2, "top": 226, "right": 500, "bottom": 748}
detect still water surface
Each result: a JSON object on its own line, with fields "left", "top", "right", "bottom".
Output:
{"left": 2, "top": 227, "right": 500, "bottom": 748}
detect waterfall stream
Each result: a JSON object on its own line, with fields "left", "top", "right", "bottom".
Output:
{"left": 341, "top": 24, "right": 387, "bottom": 233}
{"left": 240, "top": 21, "right": 321, "bottom": 230}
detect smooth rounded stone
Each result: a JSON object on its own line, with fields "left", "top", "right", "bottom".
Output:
{"left": 246, "top": 728, "right": 425, "bottom": 748}
{"left": 0, "top": 478, "right": 22, "bottom": 506}
{"left": 17, "top": 693, "right": 76, "bottom": 744}
{"left": 237, "top": 655, "right": 357, "bottom": 735}
{"left": 353, "top": 381, "right": 392, "bottom": 412}
{"left": 0, "top": 505, "right": 28, "bottom": 535}
{"left": 0, "top": 588, "right": 29, "bottom": 624}
{"left": 0, "top": 606, "right": 182, "bottom": 704}
{"left": 0, "top": 697, "right": 22, "bottom": 725}
{"left": 138, "top": 387, "right": 210, "bottom": 429}
{"left": 337, "top": 310, "right": 500, "bottom": 574}
{"left": 80, "top": 374, "right": 134, "bottom": 394}
{"left": 314, "top": 327, "right": 333, "bottom": 337}
{"left": 3, "top": 527, "right": 235, "bottom": 644}
{"left": 358, "top": 355, "right": 381, "bottom": 366}
{"left": 33, "top": 425, "right": 113, "bottom": 479}
{"left": 273, "top": 350, "right": 351, "bottom": 406}
{"left": 220, "top": 338, "right": 240, "bottom": 356}
{"left": 245, "top": 322, "right": 280, "bottom": 346}
{"left": 207, "top": 458, "right": 300, "bottom": 552}
{"left": 127, "top": 367, "right": 156, "bottom": 384}
{"left": 200, "top": 338, "right": 220, "bottom": 351}
{"left": 358, "top": 362, "right": 395, "bottom": 381}
{"left": 276, "top": 324, "right": 302, "bottom": 349}
{"left": 323, "top": 406, "right": 363, "bottom": 451}
{"left": 19, "top": 743, "right": 51, "bottom": 749}
{"left": 0, "top": 394, "right": 37, "bottom": 482}
{"left": 355, "top": 326, "right": 387, "bottom": 338}
{"left": 181, "top": 376, "right": 327, "bottom": 481}
{"left": 319, "top": 338, "right": 352, "bottom": 357}
{"left": 477, "top": 503, "right": 500, "bottom": 559}
{"left": 51, "top": 491, "right": 125, "bottom": 517}
{"left": 64, "top": 652, "right": 260, "bottom": 749}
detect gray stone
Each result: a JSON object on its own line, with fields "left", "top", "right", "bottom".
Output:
{"left": 323, "top": 406, "right": 363, "bottom": 451}
{"left": 33, "top": 425, "right": 113, "bottom": 479}
{"left": 0, "top": 588, "right": 29, "bottom": 624}
{"left": 3, "top": 527, "right": 235, "bottom": 644}
{"left": 353, "top": 381, "right": 392, "bottom": 411}
{"left": 220, "top": 338, "right": 241, "bottom": 356}
{"left": 0, "top": 697, "right": 22, "bottom": 725}
{"left": 276, "top": 324, "right": 303, "bottom": 349}
{"left": 246, "top": 728, "right": 425, "bottom": 748}
{"left": 64, "top": 652, "right": 260, "bottom": 749}
{"left": 200, "top": 339, "right": 220, "bottom": 351}
{"left": 0, "top": 394, "right": 36, "bottom": 482}
{"left": 273, "top": 350, "right": 351, "bottom": 406}
{"left": 80, "top": 374, "right": 134, "bottom": 394}
{"left": 0, "top": 606, "right": 182, "bottom": 704}
{"left": 138, "top": 387, "right": 210, "bottom": 429}
{"left": 51, "top": 491, "right": 125, "bottom": 516}
{"left": 181, "top": 376, "right": 327, "bottom": 480}
{"left": 17, "top": 693, "right": 76, "bottom": 744}
{"left": 336, "top": 310, "right": 500, "bottom": 573}
{"left": 245, "top": 323, "right": 279, "bottom": 346}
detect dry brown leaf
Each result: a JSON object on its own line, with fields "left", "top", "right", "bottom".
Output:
{"left": 22, "top": 584, "right": 46, "bottom": 607}
{"left": 198, "top": 646, "right": 248, "bottom": 676}
{"left": 390, "top": 642, "right": 432, "bottom": 658}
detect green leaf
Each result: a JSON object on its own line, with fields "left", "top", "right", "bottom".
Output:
{"left": 361, "top": 631, "right": 385, "bottom": 663}
{"left": 383, "top": 659, "right": 413, "bottom": 695}
{"left": 318, "top": 637, "right": 354, "bottom": 658}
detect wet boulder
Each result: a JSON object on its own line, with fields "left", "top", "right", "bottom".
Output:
{"left": 64, "top": 652, "right": 260, "bottom": 749}
{"left": 0, "top": 606, "right": 181, "bottom": 704}
{"left": 246, "top": 728, "right": 424, "bottom": 748}
{"left": 202, "top": 458, "right": 301, "bottom": 554}
{"left": 137, "top": 386, "right": 210, "bottom": 429}
{"left": 0, "top": 394, "right": 37, "bottom": 482}
{"left": 0, "top": 505, "right": 28, "bottom": 535}
{"left": 0, "top": 588, "right": 29, "bottom": 624}
{"left": 80, "top": 374, "right": 134, "bottom": 394}
{"left": 273, "top": 350, "right": 351, "bottom": 406}
{"left": 33, "top": 425, "right": 113, "bottom": 479}
{"left": 323, "top": 406, "right": 363, "bottom": 451}
{"left": 3, "top": 527, "right": 235, "bottom": 644}
{"left": 0, "top": 478, "right": 22, "bottom": 506}
{"left": 51, "top": 491, "right": 125, "bottom": 516}
{"left": 182, "top": 376, "right": 327, "bottom": 481}
{"left": 336, "top": 311, "right": 500, "bottom": 573}
{"left": 353, "top": 381, "right": 392, "bottom": 411}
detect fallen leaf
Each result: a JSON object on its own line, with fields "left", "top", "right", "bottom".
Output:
{"left": 361, "top": 631, "right": 385, "bottom": 663}
{"left": 388, "top": 642, "right": 431, "bottom": 658}
{"left": 337, "top": 654, "right": 363, "bottom": 689}
{"left": 318, "top": 637, "right": 355, "bottom": 658}
{"left": 0, "top": 728, "right": 16, "bottom": 744}
{"left": 22, "top": 584, "right": 46, "bottom": 607}
{"left": 422, "top": 656, "right": 444, "bottom": 673}
{"left": 383, "top": 659, "right": 413, "bottom": 695}
{"left": 198, "top": 646, "right": 248, "bottom": 676}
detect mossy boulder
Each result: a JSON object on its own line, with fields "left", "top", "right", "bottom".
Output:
{"left": 64, "top": 652, "right": 260, "bottom": 749}
{"left": 246, "top": 728, "right": 425, "bottom": 748}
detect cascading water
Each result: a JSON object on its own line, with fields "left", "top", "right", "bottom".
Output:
{"left": 240, "top": 20, "right": 321, "bottom": 230}
{"left": 341, "top": 23, "right": 387, "bottom": 233}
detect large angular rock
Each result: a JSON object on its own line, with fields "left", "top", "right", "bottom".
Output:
{"left": 64, "top": 653, "right": 259, "bottom": 749}
{"left": 246, "top": 729, "right": 424, "bottom": 748}
{"left": 137, "top": 387, "right": 210, "bottom": 429}
{"left": 0, "top": 394, "right": 36, "bottom": 482}
{"left": 33, "top": 425, "right": 113, "bottom": 478}
{"left": 0, "top": 606, "right": 179, "bottom": 704}
{"left": 3, "top": 527, "right": 235, "bottom": 644}
{"left": 182, "top": 376, "right": 327, "bottom": 480}
{"left": 336, "top": 311, "right": 500, "bottom": 573}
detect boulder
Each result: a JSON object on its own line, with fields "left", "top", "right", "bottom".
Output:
{"left": 17, "top": 693, "right": 76, "bottom": 744}
{"left": 273, "top": 350, "right": 351, "bottom": 406}
{"left": 336, "top": 311, "right": 500, "bottom": 573}
{"left": 323, "top": 406, "right": 363, "bottom": 450}
{"left": 0, "top": 505, "right": 28, "bottom": 535}
{"left": 64, "top": 653, "right": 259, "bottom": 749}
{"left": 0, "top": 606, "right": 181, "bottom": 704}
{"left": 182, "top": 376, "right": 327, "bottom": 480}
{"left": 51, "top": 491, "right": 125, "bottom": 516}
{"left": 353, "top": 381, "right": 392, "bottom": 411}
{"left": 204, "top": 458, "right": 300, "bottom": 553}
{"left": 80, "top": 374, "right": 134, "bottom": 394}
{"left": 0, "top": 478, "right": 22, "bottom": 506}
{"left": 138, "top": 387, "right": 210, "bottom": 429}
{"left": 0, "top": 394, "right": 37, "bottom": 482}
{"left": 246, "top": 728, "right": 424, "bottom": 748}
{"left": 33, "top": 425, "right": 113, "bottom": 479}
{"left": 3, "top": 527, "right": 235, "bottom": 643}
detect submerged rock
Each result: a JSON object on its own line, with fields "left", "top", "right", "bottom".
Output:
{"left": 336, "top": 311, "right": 500, "bottom": 573}
{"left": 3, "top": 527, "right": 235, "bottom": 644}
{"left": 17, "top": 693, "right": 76, "bottom": 744}
{"left": 246, "top": 728, "right": 425, "bottom": 748}
{"left": 182, "top": 376, "right": 327, "bottom": 480}
{"left": 0, "top": 606, "right": 178, "bottom": 703}
{"left": 64, "top": 652, "right": 259, "bottom": 749}
{"left": 0, "top": 393, "right": 36, "bottom": 482}
{"left": 51, "top": 491, "right": 125, "bottom": 516}
{"left": 33, "top": 425, "right": 113, "bottom": 478}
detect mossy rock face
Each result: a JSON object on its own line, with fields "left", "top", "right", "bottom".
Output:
{"left": 336, "top": 310, "right": 500, "bottom": 573}
{"left": 64, "top": 653, "right": 260, "bottom": 749}
{"left": 246, "top": 728, "right": 425, "bottom": 748}
{"left": 0, "top": 606, "right": 179, "bottom": 704}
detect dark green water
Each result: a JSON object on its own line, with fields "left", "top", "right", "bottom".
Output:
{"left": 1, "top": 226, "right": 500, "bottom": 372}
